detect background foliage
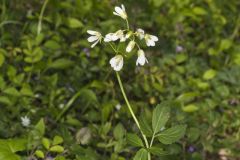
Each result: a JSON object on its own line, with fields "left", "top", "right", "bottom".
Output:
{"left": 0, "top": 0, "right": 240, "bottom": 159}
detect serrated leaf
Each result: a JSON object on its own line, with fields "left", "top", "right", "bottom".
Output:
{"left": 53, "top": 136, "right": 63, "bottom": 145}
{"left": 126, "top": 133, "right": 144, "bottom": 147}
{"left": 133, "top": 148, "right": 148, "bottom": 160}
{"left": 139, "top": 116, "right": 152, "bottom": 137}
{"left": 152, "top": 104, "right": 170, "bottom": 135}
{"left": 42, "top": 138, "right": 50, "bottom": 149}
{"left": 35, "top": 150, "right": 44, "bottom": 158}
{"left": 49, "top": 145, "right": 64, "bottom": 153}
{"left": 157, "top": 125, "right": 187, "bottom": 144}
{"left": 148, "top": 146, "right": 169, "bottom": 156}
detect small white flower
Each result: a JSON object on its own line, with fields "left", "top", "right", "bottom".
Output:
{"left": 113, "top": 4, "right": 127, "bottom": 19}
{"left": 136, "top": 49, "right": 148, "bottom": 66}
{"left": 110, "top": 55, "right": 124, "bottom": 71}
{"left": 136, "top": 28, "right": 145, "bottom": 40}
{"left": 21, "top": 116, "right": 30, "bottom": 127}
{"left": 115, "top": 104, "right": 122, "bottom": 110}
{"left": 104, "top": 33, "right": 118, "bottom": 42}
{"left": 59, "top": 103, "right": 65, "bottom": 109}
{"left": 126, "top": 41, "right": 135, "bottom": 52}
{"left": 104, "top": 30, "right": 126, "bottom": 42}
{"left": 87, "top": 30, "right": 102, "bottom": 48}
{"left": 144, "top": 34, "right": 158, "bottom": 47}
{"left": 115, "top": 30, "right": 126, "bottom": 42}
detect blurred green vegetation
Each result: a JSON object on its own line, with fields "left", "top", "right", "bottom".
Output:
{"left": 0, "top": 0, "right": 240, "bottom": 159}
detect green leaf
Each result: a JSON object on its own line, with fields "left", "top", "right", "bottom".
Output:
{"left": 67, "top": 18, "right": 83, "bottom": 28}
{"left": 0, "top": 53, "right": 5, "bottom": 67}
{"left": 126, "top": 133, "right": 144, "bottom": 147}
{"left": 157, "top": 125, "right": 187, "bottom": 144}
{"left": 34, "top": 118, "right": 45, "bottom": 137}
{"left": 35, "top": 150, "right": 45, "bottom": 158}
{"left": 53, "top": 136, "right": 63, "bottom": 145}
{"left": 182, "top": 104, "right": 199, "bottom": 112}
{"left": 220, "top": 39, "right": 232, "bottom": 51}
{"left": 139, "top": 115, "right": 153, "bottom": 137}
{"left": 49, "top": 58, "right": 74, "bottom": 69}
{"left": 176, "top": 92, "right": 199, "bottom": 103}
{"left": 0, "top": 96, "right": 12, "bottom": 105}
{"left": 49, "top": 145, "right": 64, "bottom": 153}
{"left": 133, "top": 148, "right": 148, "bottom": 160}
{"left": 0, "top": 138, "right": 27, "bottom": 160}
{"left": 24, "top": 47, "right": 43, "bottom": 63}
{"left": 20, "top": 85, "right": 34, "bottom": 97}
{"left": 113, "top": 123, "right": 125, "bottom": 140}
{"left": 176, "top": 53, "right": 188, "bottom": 63}
{"left": 148, "top": 146, "right": 169, "bottom": 156}
{"left": 3, "top": 87, "right": 20, "bottom": 97}
{"left": 192, "top": 7, "right": 207, "bottom": 15}
{"left": 203, "top": 69, "right": 217, "bottom": 80}
{"left": 42, "top": 138, "right": 50, "bottom": 149}
{"left": 152, "top": 104, "right": 170, "bottom": 134}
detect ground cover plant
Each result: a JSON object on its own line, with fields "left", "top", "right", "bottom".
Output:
{"left": 0, "top": 0, "right": 240, "bottom": 160}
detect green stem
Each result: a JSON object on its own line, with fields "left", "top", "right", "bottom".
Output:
{"left": 116, "top": 72, "right": 151, "bottom": 160}
{"left": 37, "top": 0, "right": 49, "bottom": 35}
{"left": 126, "top": 19, "right": 130, "bottom": 30}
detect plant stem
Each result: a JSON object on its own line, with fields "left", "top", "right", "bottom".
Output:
{"left": 116, "top": 72, "right": 151, "bottom": 160}
{"left": 37, "top": 0, "right": 49, "bottom": 35}
{"left": 126, "top": 19, "right": 130, "bottom": 30}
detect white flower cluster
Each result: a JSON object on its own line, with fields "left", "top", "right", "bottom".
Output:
{"left": 87, "top": 4, "right": 158, "bottom": 71}
{"left": 21, "top": 116, "right": 30, "bottom": 127}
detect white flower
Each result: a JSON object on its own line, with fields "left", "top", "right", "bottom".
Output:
{"left": 136, "top": 28, "right": 145, "bottom": 40}
{"left": 59, "top": 103, "right": 65, "bottom": 109}
{"left": 104, "top": 33, "right": 117, "bottom": 42}
{"left": 110, "top": 55, "right": 124, "bottom": 71}
{"left": 21, "top": 116, "right": 30, "bottom": 127}
{"left": 115, "top": 104, "right": 122, "bottom": 110}
{"left": 126, "top": 41, "right": 135, "bottom": 52}
{"left": 144, "top": 34, "right": 158, "bottom": 47}
{"left": 115, "top": 30, "right": 126, "bottom": 42}
{"left": 87, "top": 30, "right": 102, "bottom": 48}
{"left": 104, "top": 30, "right": 126, "bottom": 42}
{"left": 113, "top": 4, "right": 127, "bottom": 19}
{"left": 136, "top": 49, "right": 148, "bottom": 66}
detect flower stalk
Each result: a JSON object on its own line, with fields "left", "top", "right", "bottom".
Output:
{"left": 116, "top": 72, "right": 151, "bottom": 160}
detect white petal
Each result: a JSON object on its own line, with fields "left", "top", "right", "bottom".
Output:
{"left": 136, "top": 50, "right": 147, "bottom": 66}
{"left": 126, "top": 41, "right": 135, "bottom": 52}
{"left": 114, "top": 60, "right": 123, "bottom": 71}
{"left": 110, "top": 55, "right": 124, "bottom": 71}
{"left": 115, "top": 6, "right": 124, "bottom": 15}
{"left": 113, "top": 12, "right": 120, "bottom": 16}
{"left": 91, "top": 40, "right": 99, "bottom": 48}
{"left": 87, "top": 30, "right": 98, "bottom": 35}
{"left": 151, "top": 35, "right": 158, "bottom": 41}
{"left": 121, "top": 4, "right": 125, "bottom": 12}
{"left": 87, "top": 36, "right": 98, "bottom": 42}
